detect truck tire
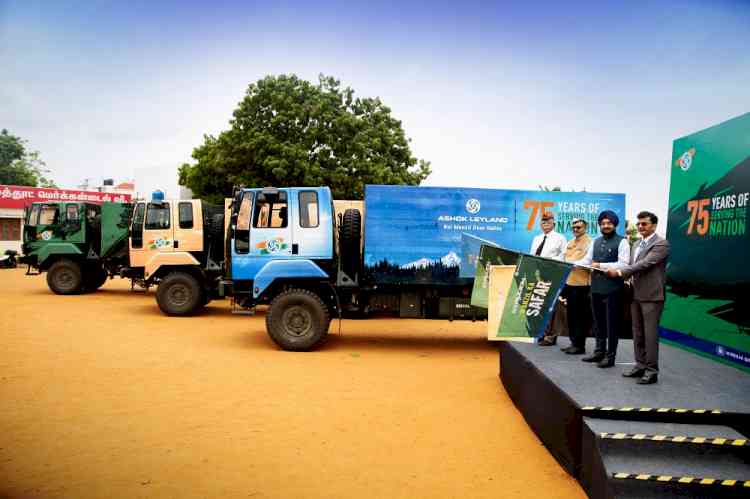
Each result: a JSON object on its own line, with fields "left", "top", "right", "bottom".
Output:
{"left": 340, "top": 209, "right": 361, "bottom": 280}
{"left": 84, "top": 265, "right": 108, "bottom": 291}
{"left": 47, "top": 259, "right": 84, "bottom": 295}
{"left": 266, "top": 289, "right": 330, "bottom": 351}
{"left": 156, "top": 272, "right": 204, "bottom": 316}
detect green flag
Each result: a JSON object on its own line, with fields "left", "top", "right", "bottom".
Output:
{"left": 495, "top": 254, "right": 572, "bottom": 339}
{"left": 470, "top": 246, "right": 521, "bottom": 308}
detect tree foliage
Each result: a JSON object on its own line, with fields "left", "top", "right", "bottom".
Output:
{"left": 0, "top": 129, "right": 56, "bottom": 187}
{"left": 179, "top": 74, "right": 430, "bottom": 203}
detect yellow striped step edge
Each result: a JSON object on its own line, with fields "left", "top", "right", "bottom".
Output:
{"left": 599, "top": 433, "right": 747, "bottom": 447}
{"left": 581, "top": 406, "right": 722, "bottom": 415}
{"left": 612, "top": 473, "right": 749, "bottom": 487}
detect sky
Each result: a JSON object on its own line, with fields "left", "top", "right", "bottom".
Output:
{"left": 2, "top": 0, "right": 749, "bottom": 227}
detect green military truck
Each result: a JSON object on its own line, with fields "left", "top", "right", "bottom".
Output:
{"left": 20, "top": 201, "right": 132, "bottom": 294}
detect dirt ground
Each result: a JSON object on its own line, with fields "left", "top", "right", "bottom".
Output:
{"left": 0, "top": 268, "right": 585, "bottom": 499}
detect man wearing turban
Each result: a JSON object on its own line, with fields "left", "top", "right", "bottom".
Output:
{"left": 572, "top": 210, "right": 631, "bottom": 367}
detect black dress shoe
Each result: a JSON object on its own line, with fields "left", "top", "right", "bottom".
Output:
{"left": 622, "top": 367, "right": 645, "bottom": 378}
{"left": 565, "top": 347, "right": 585, "bottom": 355}
{"left": 582, "top": 353, "right": 605, "bottom": 363}
{"left": 637, "top": 372, "right": 658, "bottom": 384}
{"left": 596, "top": 358, "right": 615, "bottom": 368}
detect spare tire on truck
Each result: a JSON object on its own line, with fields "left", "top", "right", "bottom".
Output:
{"left": 339, "top": 209, "right": 361, "bottom": 281}
{"left": 266, "top": 289, "right": 331, "bottom": 351}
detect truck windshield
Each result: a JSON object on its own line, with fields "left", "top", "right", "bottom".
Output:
{"left": 145, "top": 203, "right": 170, "bottom": 230}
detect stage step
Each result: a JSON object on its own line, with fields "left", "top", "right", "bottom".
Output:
{"left": 610, "top": 473, "right": 750, "bottom": 498}
{"left": 583, "top": 419, "right": 750, "bottom": 498}
{"left": 580, "top": 405, "right": 747, "bottom": 431}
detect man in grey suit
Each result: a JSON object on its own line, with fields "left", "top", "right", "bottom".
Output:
{"left": 607, "top": 211, "right": 670, "bottom": 384}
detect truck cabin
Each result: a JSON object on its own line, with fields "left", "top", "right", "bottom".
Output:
{"left": 228, "top": 186, "right": 334, "bottom": 300}
{"left": 127, "top": 195, "right": 224, "bottom": 279}
{"left": 23, "top": 202, "right": 100, "bottom": 246}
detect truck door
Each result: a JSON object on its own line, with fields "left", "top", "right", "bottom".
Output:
{"left": 34, "top": 203, "right": 62, "bottom": 242}
{"left": 293, "top": 190, "right": 332, "bottom": 259}
{"left": 172, "top": 200, "right": 202, "bottom": 252}
{"left": 141, "top": 202, "right": 173, "bottom": 263}
{"left": 128, "top": 202, "right": 147, "bottom": 268}
{"left": 62, "top": 203, "right": 84, "bottom": 242}
{"left": 234, "top": 189, "right": 292, "bottom": 279}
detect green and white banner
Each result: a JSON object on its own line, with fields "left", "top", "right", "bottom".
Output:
{"left": 472, "top": 246, "right": 572, "bottom": 340}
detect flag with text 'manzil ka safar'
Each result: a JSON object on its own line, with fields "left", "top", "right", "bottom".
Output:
{"left": 472, "top": 245, "right": 572, "bottom": 339}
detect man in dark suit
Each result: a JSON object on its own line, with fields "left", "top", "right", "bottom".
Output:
{"left": 607, "top": 211, "right": 670, "bottom": 385}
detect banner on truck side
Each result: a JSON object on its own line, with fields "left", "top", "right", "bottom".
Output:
{"left": 362, "top": 185, "right": 624, "bottom": 286}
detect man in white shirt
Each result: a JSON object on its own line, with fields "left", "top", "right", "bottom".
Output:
{"left": 529, "top": 213, "right": 566, "bottom": 261}
{"left": 530, "top": 212, "right": 567, "bottom": 346}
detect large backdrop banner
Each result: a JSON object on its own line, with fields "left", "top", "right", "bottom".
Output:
{"left": 662, "top": 112, "right": 750, "bottom": 371}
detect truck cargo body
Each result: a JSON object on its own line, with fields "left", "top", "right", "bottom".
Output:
{"left": 225, "top": 185, "right": 625, "bottom": 317}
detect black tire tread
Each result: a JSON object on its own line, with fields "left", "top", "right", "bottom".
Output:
{"left": 156, "top": 271, "right": 204, "bottom": 316}
{"left": 266, "top": 288, "right": 330, "bottom": 351}
{"left": 47, "top": 258, "right": 83, "bottom": 295}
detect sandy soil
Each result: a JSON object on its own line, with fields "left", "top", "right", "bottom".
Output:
{"left": 0, "top": 268, "right": 584, "bottom": 499}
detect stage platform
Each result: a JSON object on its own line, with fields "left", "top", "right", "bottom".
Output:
{"left": 499, "top": 339, "right": 750, "bottom": 498}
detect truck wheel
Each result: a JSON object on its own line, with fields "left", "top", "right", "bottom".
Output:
{"left": 84, "top": 265, "right": 108, "bottom": 291}
{"left": 266, "top": 289, "right": 330, "bottom": 351}
{"left": 340, "top": 209, "right": 361, "bottom": 280}
{"left": 156, "top": 272, "right": 203, "bottom": 316}
{"left": 47, "top": 259, "right": 84, "bottom": 295}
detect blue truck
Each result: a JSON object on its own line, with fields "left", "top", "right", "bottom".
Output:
{"left": 151, "top": 185, "right": 624, "bottom": 351}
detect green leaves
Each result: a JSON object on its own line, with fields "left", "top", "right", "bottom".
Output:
{"left": 179, "top": 74, "right": 430, "bottom": 202}
{"left": 0, "top": 129, "right": 56, "bottom": 187}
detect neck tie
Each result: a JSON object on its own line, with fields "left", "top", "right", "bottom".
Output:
{"left": 535, "top": 235, "right": 547, "bottom": 256}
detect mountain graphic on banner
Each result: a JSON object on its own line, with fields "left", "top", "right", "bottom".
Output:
{"left": 401, "top": 251, "right": 461, "bottom": 269}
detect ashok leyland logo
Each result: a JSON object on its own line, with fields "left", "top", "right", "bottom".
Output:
{"left": 675, "top": 147, "right": 696, "bottom": 171}
{"left": 466, "top": 198, "right": 481, "bottom": 214}
{"left": 716, "top": 345, "right": 726, "bottom": 357}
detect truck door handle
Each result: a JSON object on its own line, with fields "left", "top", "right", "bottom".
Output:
{"left": 174, "top": 240, "right": 179, "bottom": 249}
{"left": 292, "top": 243, "right": 298, "bottom": 254}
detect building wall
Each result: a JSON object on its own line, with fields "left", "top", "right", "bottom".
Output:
{"left": 0, "top": 208, "right": 23, "bottom": 253}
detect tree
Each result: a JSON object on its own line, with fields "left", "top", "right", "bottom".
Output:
{"left": 179, "top": 74, "right": 430, "bottom": 203}
{"left": 0, "top": 129, "right": 56, "bottom": 187}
